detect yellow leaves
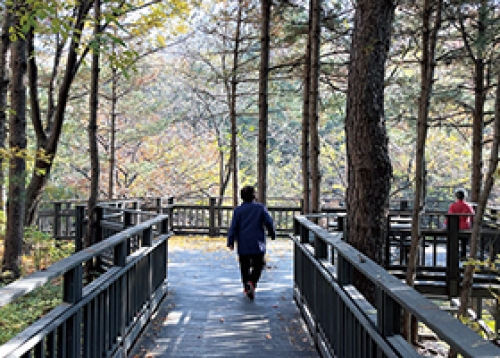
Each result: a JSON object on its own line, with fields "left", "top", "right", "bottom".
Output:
{"left": 156, "top": 34, "right": 167, "bottom": 47}
{"left": 0, "top": 147, "right": 52, "bottom": 164}
{"left": 126, "top": 1, "right": 191, "bottom": 41}
{"left": 173, "top": 23, "right": 189, "bottom": 35}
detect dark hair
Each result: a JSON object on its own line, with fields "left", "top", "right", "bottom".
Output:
{"left": 455, "top": 189, "right": 465, "bottom": 200}
{"left": 240, "top": 186, "right": 256, "bottom": 203}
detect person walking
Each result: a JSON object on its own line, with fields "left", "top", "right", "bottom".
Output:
{"left": 227, "top": 185, "right": 276, "bottom": 300}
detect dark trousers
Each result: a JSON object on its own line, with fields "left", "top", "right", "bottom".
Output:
{"left": 238, "top": 254, "right": 265, "bottom": 289}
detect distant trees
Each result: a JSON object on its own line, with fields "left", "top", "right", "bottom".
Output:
{"left": 2, "top": 0, "right": 500, "bottom": 290}
{"left": 24, "top": 0, "right": 93, "bottom": 228}
{"left": 0, "top": 0, "right": 192, "bottom": 277}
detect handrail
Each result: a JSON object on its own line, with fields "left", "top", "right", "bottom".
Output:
{"left": 292, "top": 215, "right": 500, "bottom": 357}
{"left": 0, "top": 215, "right": 168, "bottom": 308}
{"left": 0, "top": 214, "right": 171, "bottom": 357}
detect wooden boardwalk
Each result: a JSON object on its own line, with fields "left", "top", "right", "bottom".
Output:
{"left": 128, "top": 238, "right": 319, "bottom": 357}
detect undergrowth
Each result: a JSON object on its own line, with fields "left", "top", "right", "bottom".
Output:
{"left": 0, "top": 280, "right": 62, "bottom": 345}
{"left": 0, "top": 228, "right": 74, "bottom": 345}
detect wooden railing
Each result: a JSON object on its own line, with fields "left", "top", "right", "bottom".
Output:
{"left": 7, "top": 198, "right": 500, "bottom": 357}
{"left": 293, "top": 215, "right": 500, "bottom": 357}
{"left": 141, "top": 197, "right": 303, "bottom": 237}
{"left": 0, "top": 212, "right": 171, "bottom": 357}
{"left": 384, "top": 211, "right": 500, "bottom": 300}
{"left": 36, "top": 199, "right": 500, "bottom": 300}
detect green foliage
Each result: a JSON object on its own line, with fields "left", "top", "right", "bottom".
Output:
{"left": 0, "top": 231, "right": 73, "bottom": 345}
{"left": 0, "top": 211, "right": 5, "bottom": 233}
{"left": 23, "top": 227, "right": 74, "bottom": 272}
{"left": 0, "top": 280, "right": 62, "bottom": 345}
{"left": 459, "top": 315, "right": 488, "bottom": 339}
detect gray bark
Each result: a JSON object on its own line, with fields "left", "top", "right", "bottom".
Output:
{"left": 0, "top": 6, "right": 11, "bottom": 215}
{"left": 405, "top": 0, "right": 442, "bottom": 342}
{"left": 86, "top": 0, "right": 101, "bottom": 251}
{"left": 301, "top": 0, "right": 312, "bottom": 214}
{"left": 345, "top": 1, "right": 394, "bottom": 299}
{"left": 469, "top": 1, "right": 487, "bottom": 203}
{"left": 459, "top": 73, "right": 500, "bottom": 317}
{"left": 258, "top": 0, "right": 271, "bottom": 206}
{"left": 109, "top": 49, "right": 117, "bottom": 199}
{"left": 309, "top": 0, "right": 321, "bottom": 215}
{"left": 3, "top": 3, "right": 27, "bottom": 278}
{"left": 230, "top": 1, "right": 242, "bottom": 208}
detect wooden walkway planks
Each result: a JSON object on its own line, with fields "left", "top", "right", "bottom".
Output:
{"left": 128, "top": 238, "right": 319, "bottom": 358}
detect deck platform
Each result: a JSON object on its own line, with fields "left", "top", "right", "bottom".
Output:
{"left": 128, "top": 238, "right": 319, "bottom": 357}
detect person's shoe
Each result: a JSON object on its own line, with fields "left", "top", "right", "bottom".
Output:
{"left": 246, "top": 281, "right": 255, "bottom": 300}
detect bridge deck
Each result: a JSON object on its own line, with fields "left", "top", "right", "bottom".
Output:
{"left": 129, "top": 237, "right": 318, "bottom": 357}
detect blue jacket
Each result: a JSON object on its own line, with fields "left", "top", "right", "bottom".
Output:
{"left": 227, "top": 201, "right": 276, "bottom": 255}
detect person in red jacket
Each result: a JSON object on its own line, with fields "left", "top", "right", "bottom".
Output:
{"left": 448, "top": 189, "right": 475, "bottom": 229}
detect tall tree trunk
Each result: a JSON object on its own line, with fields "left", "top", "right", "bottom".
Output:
{"left": 86, "top": 0, "right": 101, "bottom": 253}
{"left": 2, "top": 4, "right": 27, "bottom": 278}
{"left": 24, "top": 1, "right": 92, "bottom": 226}
{"left": 345, "top": 0, "right": 394, "bottom": 299}
{"left": 108, "top": 39, "right": 117, "bottom": 199}
{"left": 405, "top": 0, "right": 442, "bottom": 342}
{"left": 301, "top": 0, "right": 312, "bottom": 215}
{"left": 459, "top": 72, "right": 500, "bottom": 317}
{"left": 470, "top": 0, "right": 487, "bottom": 203}
{"left": 258, "top": 0, "right": 271, "bottom": 206}
{"left": 0, "top": 7, "right": 11, "bottom": 217}
{"left": 230, "top": 1, "right": 242, "bottom": 208}
{"left": 217, "top": 149, "right": 232, "bottom": 229}
{"left": 309, "top": 0, "right": 321, "bottom": 215}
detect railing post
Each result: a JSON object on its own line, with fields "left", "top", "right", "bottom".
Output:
{"left": 446, "top": 214, "right": 460, "bottom": 297}
{"left": 161, "top": 217, "right": 169, "bottom": 286}
{"left": 377, "top": 288, "right": 401, "bottom": 337}
{"left": 400, "top": 200, "right": 408, "bottom": 212}
{"left": 300, "top": 224, "right": 309, "bottom": 244}
{"left": 93, "top": 206, "right": 105, "bottom": 274}
{"left": 337, "top": 254, "right": 352, "bottom": 286}
{"left": 54, "top": 202, "right": 61, "bottom": 240}
{"left": 336, "top": 214, "right": 344, "bottom": 232}
{"left": 315, "top": 234, "right": 328, "bottom": 259}
{"left": 142, "top": 227, "right": 152, "bottom": 247}
{"left": 161, "top": 216, "right": 169, "bottom": 235}
{"left": 155, "top": 197, "right": 162, "bottom": 214}
{"left": 168, "top": 197, "right": 174, "bottom": 232}
{"left": 75, "top": 205, "right": 85, "bottom": 252}
{"left": 114, "top": 236, "right": 128, "bottom": 356}
{"left": 124, "top": 210, "right": 133, "bottom": 228}
{"left": 114, "top": 239, "right": 127, "bottom": 267}
{"left": 209, "top": 197, "right": 216, "bottom": 237}
{"left": 336, "top": 213, "right": 347, "bottom": 241}
{"left": 294, "top": 217, "right": 300, "bottom": 236}
{"left": 94, "top": 206, "right": 104, "bottom": 243}
{"left": 63, "top": 264, "right": 83, "bottom": 357}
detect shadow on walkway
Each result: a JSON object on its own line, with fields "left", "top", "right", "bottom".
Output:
{"left": 129, "top": 238, "right": 319, "bottom": 357}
